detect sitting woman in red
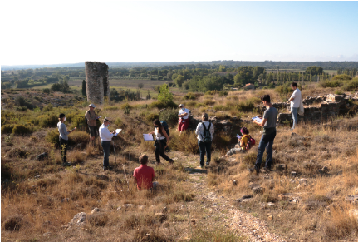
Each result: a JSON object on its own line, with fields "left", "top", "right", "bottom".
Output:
{"left": 133, "top": 155, "right": 158, "bottom": 190}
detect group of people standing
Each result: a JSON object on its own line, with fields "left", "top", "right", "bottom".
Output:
{"left": 57, "top": 82, "right": 301, "bottom": 182}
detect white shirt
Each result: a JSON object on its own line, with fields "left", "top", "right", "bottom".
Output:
{"left": 99, "top": 124, "right": 114, "bottom": 141}
{"left": 179, "top": 108, "right": 190, "bottom": 120}
{"left": 195, "top": 121, "right": 214, "bottom": 142}
{"left": 155, "top": 128, "right": 166, "bottom": 140}
{"left": 290, "top": 88, "right": 302, "bottom": 108}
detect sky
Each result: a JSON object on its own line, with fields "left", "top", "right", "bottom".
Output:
{"left": 1, "top": 1, "right": 358, "bottom": 66}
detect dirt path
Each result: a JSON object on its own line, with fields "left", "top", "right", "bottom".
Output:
{"left": 178, "top": 152, "right": 286, "bottom": 242}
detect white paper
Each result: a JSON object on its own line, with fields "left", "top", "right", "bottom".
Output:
{"left": 143, "top": 134, "right": 154, "bottom": 141}
{"left": 237, "top": 135, "right": 242, "bottom": 139}
{"left": 252, "top": 116, "right": 262, "bottom": 123}
{"left": 114, "top": 129, "right": 122, "bottom": 136}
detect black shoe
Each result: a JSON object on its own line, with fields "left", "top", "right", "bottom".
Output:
{"left": 249, "top": 165, "right": 260, "bottom": 174}
{"left": 206, "top": 161, "right": 210, "bottom": 166}
{"left": 103, "top": 166, "right": 109, "bottom": 171}
{"left": 169, "top": 159, "right": 174, "bottom": 165}
{"left": 62, "top": 162, "right": 71, "bottom": 166}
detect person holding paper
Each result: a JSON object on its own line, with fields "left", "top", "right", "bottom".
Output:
{"left": 86, "top": 104, "right": 100, "bottom": 146}
{"left": 178, "top": 104, "right": 190, "bottom": 136}
{"left": 226, "top": 127, "right": 250, "bottom": 157}
{"left": 251, "top": 95, "right": 278, "bottom": 174}
{"left": 57, "top": 113, "right": 76, "bottom": 166}
{"left": 147, "top": 119, "right": 174, "bottom": 165}
{"left": 99, "top": 117, "right": 116, "bottom": 171}
{"left": 288, "top": 82, "right": 302, "bottom": 130}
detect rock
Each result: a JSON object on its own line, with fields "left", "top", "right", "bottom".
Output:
{"left": 267, "top": 214, "right": 273, "bottom": 220}
{"left": 267, "top": 202, "right": 275, "bottom": 208}
{"left": 299, "top": 179, "right": 308, "bottom": 186}
{"left": 253, "top": 186, "right": 264, "bottom": 195}
{"left": 291, "top": 171, "right": 297, "bottom": 177}
{"left": 96, "top": 175, "right": 109, "bottom": 181}
{"left": 162, "top": 206, "right": 168, "bottom": 213}
{"left": 43, "top": 232, "right": 51, "bottom": 236}
{"left": 70, "top": 212, "right": 86, "bottom": 226}
{"left": 319, "top": 166, "right": 329, "bottom": 174}
{"left": 191, "top": 219, "right": 196, "bottom": 225}
{"left": 346, "top": 195, "right": 358, "bottom": 204}
{"left": 242, "top": 195, "right": 253, "bottom": 199}
{"left": 155, "top": 213, "right": 167, "bottom": 223}
{"left": 349, "top": 209, "right": 358, "bottom": 221}
{"left": 37, "top": 152, "right": 48, "bottom": 161}
{"left": 91, "top": 208, "right": 100, "bottom": 214}
{"left": 276, "top": 164, "right": 287, "bottom": 171}
{"left": 233, "top": 180, "right": 238, "bottom": 186}
{"left": 138, "top": 205, "right": 146, "bottom": 211}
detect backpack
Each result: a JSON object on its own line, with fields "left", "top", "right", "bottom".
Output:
{"left": 202, "top": 122, "right": 212, "bottom": 142}
{"left": 160, "top": 121, "right": 169, "bottom": 136}
{"left": 245, "top": 135, "right": 256, "bottom": 150}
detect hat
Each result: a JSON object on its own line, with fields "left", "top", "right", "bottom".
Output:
{"left": 179, "top": 104, "right": 184, "bottom": 107}
{"left": 59, "top": 113, "right": 66, "bottom": 118}
{"left": 104, "top": 117, "right": 111, "bottom": 122}
{"left": 89, "top": 104, "right": 96, "bottom": 108}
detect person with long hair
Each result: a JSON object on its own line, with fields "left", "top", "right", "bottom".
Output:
{"left": 148, "top": 119, "right": 174, "bottom": 165}
{"left": 57, "top": 113, "right": 76, "bottom": 166}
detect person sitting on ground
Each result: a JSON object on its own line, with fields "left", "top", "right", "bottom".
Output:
{"left": 147, "top": 119, "right": 174, "bottom": 165}
{"left": 57, "top": 113, "right": 76, "bottom": 166}
{"left": 133, "top": 155, "right": 158, "bottom": 190}
{"left": 226, "top": 127, "right": 250, "bottom": 157}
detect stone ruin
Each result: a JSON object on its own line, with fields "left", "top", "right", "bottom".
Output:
{"left": 85, "top": 62, "right": 110, "bottom": 105}
{"left": 187, "top": 92, "right": 358, "bottom": 133}
{"left": 276, "top": 93, "right": 358, "bottom": 124}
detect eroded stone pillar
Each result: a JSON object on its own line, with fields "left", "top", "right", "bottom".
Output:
{"left": 85, "top": 62, "right": 109, "bottom": 105}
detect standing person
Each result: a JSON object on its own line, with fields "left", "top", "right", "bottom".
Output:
{"left": 99, "top": 117, "right": 115, "bottom": 171}
{"left": 85, "top": 104, "right": 99, "bottom": 146}
{"left": 133, "top": 155, "right": 157, "bottom": 190}
{"left": 195, "top": 113, "right": 214, "bottom": 168}
{"left": 251, "top": 95, "right": 278, "bottom": 174}
{"left": 178, "top": 104, "right": 190, "bottom": 136}
{"left": 288, "top": 82, "right": 302, "bottom": 130}
{"left": 148, "top": 119, "right": 174, "bottom": 165}
{"left": 57, "top": 113, "right": 76, "bottom": 166}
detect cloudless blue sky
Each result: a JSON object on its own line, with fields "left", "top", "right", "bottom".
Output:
{"left": 1, "top": 1, "right": 358, "bottom": 65}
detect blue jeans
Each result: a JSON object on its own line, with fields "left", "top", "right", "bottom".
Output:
{"left": 198, "top": 141, "right": 212, "bottom": 166}
{"left": 291, "top": 107, "right": 298, "bottom": 129}
{"left": 255, "top": 130, "right": 276, "bottom": 169}
{"left": 101, "top": 141, "right": 110, "bottom": 167}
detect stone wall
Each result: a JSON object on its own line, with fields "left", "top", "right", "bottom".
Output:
{"left": 277, "top": 93, "right": 358, "bottom": 124}
{"left": 85, "top": 62, "right": 109, "bottom": 105}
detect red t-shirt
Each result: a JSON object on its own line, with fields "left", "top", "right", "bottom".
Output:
{"left": 133, "top": 165, "right": 155, "bottom": 190}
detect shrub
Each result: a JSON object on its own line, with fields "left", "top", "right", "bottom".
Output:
{"left": 159, "top": 108, "right": 178, "bottom": 127}
{"left": 213, "top": 105, "right": 231, "bottom": 111}
{"left": 149, "top": 100, "right": 177, "bottom": 109}
{"left": 12, "top": 125, "right": 32, "bottom": 136}
{"left": 218, "top": 91, "right": 228, "bottom": 96}
{"left": 103, "top": 106, "right": 119, "bottom": 111}
{"left": 185, "top": 101, "right": 197, "bottom": 107}
{"left": 319, "top": 80, "right": 342, "bottom": 88}
{"left": 146, "top": 113, "right": 159, "bottom": 123}
{"left": 332, "top": 74, "right": 352, "bottom": 81}
{"left": 42, "top": 104, "right": 53, "bottom": 112}
{"left": 335, "top": 90, "right": 344, "bottom": 95}
{"left": 169, "top": 131, "right": 198, "bottom": 154}
{"left": 71, "top": 115, "right": 87, "bottom": 129}
{"left": 1, "top": 125, "right": 13, "bottom": 134}
{"left": 68, "top": 131, "right": 89, "bottom": 147}
{"left": 15, "top": 106, "right": 27, "bottom": 111}
{"left": 205, "top": 90, "right": 216, "bottom": 95}
{"left": 38, "top": 114, "right": 58, "bottom": 127}
{"left": 114, "top": 117, "right": 122, "bottom": 126}
{"left": 204, "top": 100, "right": 215, "bottom": 106}
{"left": 43, "top": 88, "right": 51, "bottom": 94}
{"left": 46, "top": 129, "right": 60, "bottom": 146}
{"left": 342, "top": 78, "right": 358, "bottom": 91}
{"left": 184, "top": 92, "right": 197, "bottom": 100}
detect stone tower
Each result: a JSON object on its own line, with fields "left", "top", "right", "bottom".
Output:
{"left": 85, "top": 62, "right": 110, "bottom": 105}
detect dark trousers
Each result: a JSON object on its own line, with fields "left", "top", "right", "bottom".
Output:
{"left": 155, "top": 140, "right": 170, "bottom": 163}
{"left": 59, "top": 138, "right": 68, "bottom": 163}
{"left": 101, "top": 141, "right": 111, "bottom": 167}
{"left": 198, "top": 141, "right": 212, "bottom": 166}
{"left": 255, "top": 130, "right": 276, "bottom": 169}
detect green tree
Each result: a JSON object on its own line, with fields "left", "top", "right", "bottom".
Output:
{"left": 174, "top": 74, "right": 185, "bottom": 87}
{"left": 82, "top": 80, "right": 86, "bottom": 96}
{"left": 218, "top": 65, "right": 226, "bottom": 72}
{"left": 158, "top": 84, "right": 174, "bottom": 105}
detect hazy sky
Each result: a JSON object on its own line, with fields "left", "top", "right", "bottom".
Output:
{"left": 1, "top": 1, "right": 358, "bottom": 66}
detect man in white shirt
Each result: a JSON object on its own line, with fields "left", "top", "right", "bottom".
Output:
{"left": 99, "top": 117, "right": 115, "bottom": 170}
{"left": 178, "top": 104, "right": 190, "bottom": 136}
{"left": 288, "top": 82, "right": 302, "bottom": 130}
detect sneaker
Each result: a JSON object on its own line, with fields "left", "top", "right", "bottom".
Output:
{"left": 62, "top": 162, "right": 71, "bottom": 166}
{"left": 206, "top": 161, "right": 210, "bottom": 166}
{"left": 169, "top": 159, "right": 174, "bottom": 165}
